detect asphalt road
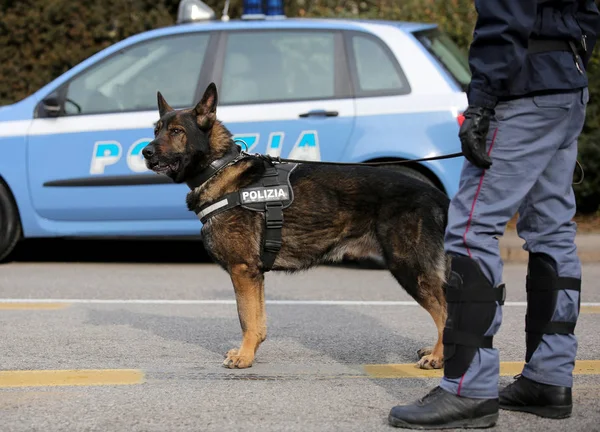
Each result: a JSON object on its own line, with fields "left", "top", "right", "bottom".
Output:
{"left": 1, "top": 239, "right": 599, "bottom": 432}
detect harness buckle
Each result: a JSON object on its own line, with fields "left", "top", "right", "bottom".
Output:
{"left": 264, "top": 203, "right": 283, "bottom": 254}
{"left": 265, "top": 203, "right": 284, "bottom": 229}
{"left": 264, "top": 238, "right": 282, "bottom": 253}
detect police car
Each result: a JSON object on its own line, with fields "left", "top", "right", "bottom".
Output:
{"left": 0, "top": 0, "right": 470, "bottom": 262}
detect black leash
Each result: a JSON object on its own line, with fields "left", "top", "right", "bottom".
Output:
{"left": 574, "top": 160, "right": 585, "bottom": 185}
{"left": 233, "top": 140, "right": 585, "bottom": 183}
{"left": 263, "top": 152, "right": 464, "bottom": 166}
{"left": 234, "top": 139, "right": 463, "bottom": 166}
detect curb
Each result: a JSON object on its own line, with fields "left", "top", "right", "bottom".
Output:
{"left": 500, "top": 233, "right": 600, "bottom": 263}
{"left": 500, "top": 247, "right": 600, "bottom": 263}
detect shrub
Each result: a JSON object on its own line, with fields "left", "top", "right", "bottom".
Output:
{"left": 0, "top": 0, "right": 175, "bottom": 105}
{"left": 0, "top": 0, "right": 598, "bottom": 213}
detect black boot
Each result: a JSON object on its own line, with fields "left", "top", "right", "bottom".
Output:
{"left": 388, "top": 386, "right": 499, "bottom": 430}
{"left": 499, "top": 374, "right": 572, "bottom": 419}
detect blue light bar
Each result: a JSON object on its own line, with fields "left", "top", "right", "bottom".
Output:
{"left": 243, "top": 0, "right": 262, "bottom": 14}
{"left": 242, "top": 0, "right": 285, "bottom": 19}
{"left": 265, "top": 0, "right": 285, "bottom": 17}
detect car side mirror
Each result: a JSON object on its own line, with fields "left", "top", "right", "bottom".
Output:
{"left": 41, "top": 95, "right": 62, "bottom": 117}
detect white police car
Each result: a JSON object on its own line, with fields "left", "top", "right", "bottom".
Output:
{"left": 0, "top": 0, "right": 470, "bottom": 261}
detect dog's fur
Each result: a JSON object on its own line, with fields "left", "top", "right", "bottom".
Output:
{"left": 142, "top": 83, "right": 450, "bottom": 370}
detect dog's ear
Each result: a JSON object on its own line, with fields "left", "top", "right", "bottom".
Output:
{"left": 194, "top": 82, "right": 218, "bottom": 130}
{"left": 157, "top": 91, "right": 174, "bottom": 118}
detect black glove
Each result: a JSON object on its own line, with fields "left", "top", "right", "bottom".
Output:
{"left": 459, "top": 106, "right": 494, "bottom": 169}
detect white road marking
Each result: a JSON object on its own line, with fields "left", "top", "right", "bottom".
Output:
{"left": 0, "top": 298, "right": 599, "bottom": 307}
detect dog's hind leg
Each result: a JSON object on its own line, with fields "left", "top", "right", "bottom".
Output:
{"left": 387, "top": 260, "right": 447, "bottom": 370}
{"left": 413, "top": 272, "right": 447, "bottom": 370}
{"left": 224, "top": 263, "right": 266, "bottom": 369}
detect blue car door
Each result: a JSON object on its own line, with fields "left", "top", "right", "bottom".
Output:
{"left": 213, "top": 29, "right": 355, "bottom": 161}
{"left": 27, "top": 31, "right": 215, "bottom": 229}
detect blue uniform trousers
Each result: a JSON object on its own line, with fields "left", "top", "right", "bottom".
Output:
{"left": 440, "top": 87, "right": 588, "bottom": 398}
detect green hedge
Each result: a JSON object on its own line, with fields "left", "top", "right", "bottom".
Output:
{"left": 0, "top": 0, "right": 598, "bottom": 213}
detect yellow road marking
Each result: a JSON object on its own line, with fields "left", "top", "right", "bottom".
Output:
{"left": 363, "top": 360, "right": 600, "bottom": 379}
{"left": 0, "top": 369, "right": 144, "bottom": 388}
{"left": 581, "top": 306, "right": 600, "bottom": 314}
{"left": 0, "top": 303, "right": 70, "bottom": 310}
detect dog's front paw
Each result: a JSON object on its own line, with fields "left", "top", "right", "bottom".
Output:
{"left": 416, "top": 347, "right": 443, "bottom": 370}
{"left": 417, "top": 347, "right": 432, "bottom": 359}
{"left": 223, "top": 348, "right": 254, "bottom": 369}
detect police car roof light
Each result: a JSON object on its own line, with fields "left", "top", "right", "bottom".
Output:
{"left": 265, "top": 0, "right": 285, "bottom": 18}
{"left": 177, "top": 0, "right": 216, "bottom": 24}
{"left": 241, "top": 0, "right": 285, "bottom": 20}
{"left": 242, "top": 0, "right": 265, "bottom": 20}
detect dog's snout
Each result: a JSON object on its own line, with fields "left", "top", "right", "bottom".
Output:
{"left": 142, "top": 144, "right": 155, "bottom": 159}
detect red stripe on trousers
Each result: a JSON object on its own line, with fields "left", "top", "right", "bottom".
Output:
{"left": 462, "top": 127, "right": 498, "bottom": 258}
{"left": 456, "top": 127, "right": 498, "bottom": 395}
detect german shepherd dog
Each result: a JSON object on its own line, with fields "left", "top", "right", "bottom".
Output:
{"left": 142, "top": 83, "right": 450, "bottom": 370}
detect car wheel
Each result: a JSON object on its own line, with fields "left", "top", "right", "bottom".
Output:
{"left": 381, "top": 164, "right": 437, "bottom": 188}
{"left": 0, "top": 182, "right": 22, "bottom": 263}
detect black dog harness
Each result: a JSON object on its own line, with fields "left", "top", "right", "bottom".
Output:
{"left": 187, "top": 149, "right": 298, "bottom": 272}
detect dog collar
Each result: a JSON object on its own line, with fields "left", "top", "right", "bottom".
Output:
{"left": 186, "top": 146, "right": 242, "bottom": 190}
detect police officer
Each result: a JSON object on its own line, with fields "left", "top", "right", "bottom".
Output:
{"left": 388, "top": 0, "right": 600, "bottom": 429}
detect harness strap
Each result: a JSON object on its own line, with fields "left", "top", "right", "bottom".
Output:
{"left": 526, "top": 275, "right": 581, "bottom": 292}
{"left": 196, "top": 192, "right": 239, "bottom": 224}
{"left": 525, "top": 317, "right": 577, "bottom": 335}
{"left": 445, "top": 283, "right": 506, "bottom": 305}
{"left": 262, "top": 203, "right": 284, "bottom": 271}
{"left": 443, "top": 328, "right": 494, "bottom": 349}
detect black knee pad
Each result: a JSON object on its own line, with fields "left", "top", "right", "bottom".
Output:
{"left": 443, "top": 255, "right": 505, "bottom": 379}
{"left": 525, "top": 252, "right": 581, "bottom": 362}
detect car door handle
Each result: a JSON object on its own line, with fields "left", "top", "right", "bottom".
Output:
{"left": 298, "top": 109, "right": 339, "bottom": 118}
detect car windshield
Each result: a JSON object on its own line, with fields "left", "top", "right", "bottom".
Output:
{"left": 413, "top": 28, "right": 471, "bottom": 92}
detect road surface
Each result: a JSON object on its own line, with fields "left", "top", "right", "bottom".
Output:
{"left": 1, "top": 239, "right": 599, "bottom": 431}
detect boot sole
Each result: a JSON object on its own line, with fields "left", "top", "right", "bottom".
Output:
{"left": 388, "top": 412, "right": 498, "bottom": 430}
{"left": 499, "top": 403, "right": 572, "bottom": 419}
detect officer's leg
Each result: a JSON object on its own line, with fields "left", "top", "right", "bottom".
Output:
{"left": 389, "top": 93, "right": 575, "bottom": 429}
{"left": 499, "top": 88, "right": 588, "bottom": 419}
{"left": 438, "top": 93, "right": 578, "bottom": 400}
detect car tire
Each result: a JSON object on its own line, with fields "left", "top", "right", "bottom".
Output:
{"left": 380, "top": 164, "right": 437, "bottom": 189}
{"left": 0, "top": 182, "right": 22, "bottom": 263}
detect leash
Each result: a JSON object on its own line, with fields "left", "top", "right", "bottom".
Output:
{"left": 234, "top": 139, "right": 463, "bottom": 167}
{"left": 233, "top": 140, "right": 585, "bottom": 183}
{"left": 574, "top": 160, "right": 584, "bottom": 185}
{"left": 261, "top": 152, "right": 465, "bottom": 166}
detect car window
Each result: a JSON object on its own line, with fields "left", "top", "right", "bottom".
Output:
{"left": 63, "top": 33, "right": 210, "bottom": 115}
{"left": 220, "top": 31, "right": 336, "bottom": 105}
{"left": 414, "top": 29, "right": 471, "bottom": 91}
{"left": 350, "top": 34, "right": 406, "bottom": 94}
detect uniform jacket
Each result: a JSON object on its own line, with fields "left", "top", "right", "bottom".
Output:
{"left": 467, "top": 0, "right": 600, "bottom": 109}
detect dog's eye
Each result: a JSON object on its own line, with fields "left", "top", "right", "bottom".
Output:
{"left": 170, "top": 128, "right": 182, "bottom": 135}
